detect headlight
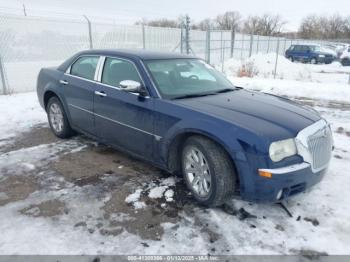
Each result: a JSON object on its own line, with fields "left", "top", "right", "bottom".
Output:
{"left": 318, "top": 54, "right": 325, "bottom": 58}
{"left": 269, "top": 138, "right": 297, "bottom": 162}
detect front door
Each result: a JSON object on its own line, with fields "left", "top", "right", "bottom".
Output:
{"left": 94, "top": 57, "right": 155, "bottom": 159}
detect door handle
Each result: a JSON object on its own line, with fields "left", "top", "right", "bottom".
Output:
{"left": 59, "top": 80, "right": 69, "bottom": 85}
{"left": 95, "top": 91, "right": 107, "bottom": 97}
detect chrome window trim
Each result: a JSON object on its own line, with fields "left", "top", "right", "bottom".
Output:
{"left": 68, "top": 103, "right": 161, "bottom": 140}
{"left": 63, "top": 72, "right": 98, "bottom": 85}
{"left": 94, "top": 56, "right": 105, "bottom": 81}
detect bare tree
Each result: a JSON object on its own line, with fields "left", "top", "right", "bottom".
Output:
{"left": 242, "top": 14, "right": 286, "bottom": 36}
{"left": 258, "top": 14, "right": 286, "bottom": 36}
{"left": 242, "top": 15, "right": 261, "bottom": 34}
{"left": 215, "top": 11, "right": 241, "bottom": 30}
{"left": 299, "top": 15, "right": 321, "bottom": 39}
{"left": 344, "top": 16, "right": 350, "bottom": 38}
{"left": 327, "top": 14, "right": 345, "bottom": 39}
{"left": 299, "top": 14, "right": 348, "bottom": 39}
{"left": 135, "top": 18, "right": 180, "bottom": 28}
{"left": 195, "top": 18, "right": 215, "bottom": 31}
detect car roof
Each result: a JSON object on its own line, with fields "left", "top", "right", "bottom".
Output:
{"left": 78, "top": 49, "right": 197, "bottom": 60}
{"left": 293, "top": 43, "right": 320, "bottom": 46}
{"left": 57, "top": 49, "right": 198, "bottom": 72}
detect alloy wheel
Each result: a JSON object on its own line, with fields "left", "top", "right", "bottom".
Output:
{"left": 183, "top": 146, "right": 212, "bottom": 197}
{"left": 49, "top": 103, "right": 64, "bottom": 133}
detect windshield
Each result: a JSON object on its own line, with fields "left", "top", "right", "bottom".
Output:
{"left": 310, "top": 45, "right": 321, "bottom": 52}
{"left": 144, "top": 58, "right": 235, "bottom": 99}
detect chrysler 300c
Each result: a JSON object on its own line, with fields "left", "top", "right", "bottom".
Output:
{"left": 37, "top": 49, "right": 333, "bottom": 206}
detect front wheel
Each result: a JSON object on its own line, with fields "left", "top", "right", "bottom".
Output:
{"left": 310, "top": 58, "right": 317, "bottom": 64}
{"left": 47, "top": 96, "right": 74, "bottom": 138}
{"left": 181, "top": 136, "right": 236, "bottom": 207}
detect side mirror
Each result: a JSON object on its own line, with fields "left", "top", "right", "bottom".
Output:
{"left": 119, "top": 80, "right": 146, "bottom": 95}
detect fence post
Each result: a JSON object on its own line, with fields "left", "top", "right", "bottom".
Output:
{"left": 0, "top": 55, "right": 8, "bottom": 95}
{"left": 230, "top": 28, "right": 235, "bottom": 58}
{"left": 205, "top": 29, "right": 211, "bottom": 63}
{"left": 180, "top": 26, "right": 184, "bottom": 54}
{"left": 185, "top": 15, "right": 190, "bottom": 54}
{"left": 249, "top": 34, "right": 254, "bottom": 57}
{"left": 142, "top": 24, "right": 146, "bottom": 49}
{"left": 83, "top": 15, "right": 93, "bottom": 49}
{"left": 220, "top": 31, "right": 223, "bottom": 63}
{"left": 221, "top": 40, "right": 225, "bottom": 73}
{"left": 240, "top": 34, "right": 244, "bottom": 60}
{"left": 274, "top": 38, "right": 280, "bottom": 79}
{"left": 256, "top": 35, "right": 260, "bottom": 53}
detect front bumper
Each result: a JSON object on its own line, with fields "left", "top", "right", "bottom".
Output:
{"left": 237, "top": 119, "right": 332, "bottom": 203}
{"left": 252, "top": 163, "right": 328, "bottom": 202}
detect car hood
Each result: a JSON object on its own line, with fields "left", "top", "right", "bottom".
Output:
{"left": 175, "top": 89, "right": 321, "bottom": 140}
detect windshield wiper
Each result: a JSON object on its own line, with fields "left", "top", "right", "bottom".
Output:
{"left": 172, "top": 92, "right": 216, "bottom": 100}
{"left": 215, "top": 88, "right": 237, "bottom": 93}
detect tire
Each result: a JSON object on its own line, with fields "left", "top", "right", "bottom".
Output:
{"left": 47, "top": 96, "right": 74, "bottom": 138}
{"left": 181, "top": 136, "right": 236, "bottom": 207}
{"left": 341, "top": 58, "right": 350, "bottom": 66}
{"left": 288, "top": 56, "right": 294, "bottom": 62}
{"left": 310, "top": 58, "right": 317, "bottom": 64}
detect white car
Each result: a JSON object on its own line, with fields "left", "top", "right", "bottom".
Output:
{"left": 340, "top": 45, "right": 350, "bottom": 66}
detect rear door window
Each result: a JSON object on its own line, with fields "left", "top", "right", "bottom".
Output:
{"left": 70, "top": 56, "right": 99, "bottom": 81}
{"left": 293, "top": 45, "right": 302, "bottom": 51}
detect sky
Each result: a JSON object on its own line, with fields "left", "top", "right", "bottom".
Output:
{"left": 0, "top": 0, "right": 349, "bottom": 31}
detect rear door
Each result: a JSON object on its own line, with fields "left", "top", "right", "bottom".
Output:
{"left": 61, "top": 55, "right": 100, "bottom": 135}
{"left": 93, "top": 56, "right": 155, "bottom": 159}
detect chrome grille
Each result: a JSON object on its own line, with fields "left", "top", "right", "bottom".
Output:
{"left": 307, "top": 125, "right": 333, "bottom": 171}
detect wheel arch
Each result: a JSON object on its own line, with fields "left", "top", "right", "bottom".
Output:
{"left": 43, "top": 90, "right": 59, "bottom": 110}
{"left": 166, "top": 129, "right": 241, "bottom": 190}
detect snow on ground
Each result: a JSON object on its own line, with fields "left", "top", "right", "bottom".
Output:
{"left": 0, "top": 59, "right": 350, "bottom": 254}
{"left": 225, "top": 53, "right": 350, "bottom": 103}
{"left": 225, "top": 53, "right": 350, "bottom": 84}
{"left": 0, "top": 92, "right": 46, "bottom": 141}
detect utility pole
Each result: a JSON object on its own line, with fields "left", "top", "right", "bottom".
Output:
{"left": 22, "top": 4, "right": 27, "bottom": 16}
{"left": 185, "top": 15, "right": 190, "bottom": 55}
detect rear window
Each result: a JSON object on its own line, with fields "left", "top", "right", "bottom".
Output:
{"left": 70, "top": 56, "right": 99, "bottom": 80}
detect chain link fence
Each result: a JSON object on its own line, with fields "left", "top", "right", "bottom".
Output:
{"left": 0, "top": 12, "right": 343, "bottom": 94}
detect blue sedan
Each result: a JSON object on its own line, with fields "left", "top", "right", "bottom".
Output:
{"left": 37, "top": 49, "right": 333, "bottom": 206}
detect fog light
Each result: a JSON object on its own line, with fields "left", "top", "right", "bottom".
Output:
{"left": 276, "top": 190, "right": 283, "bottom": 200}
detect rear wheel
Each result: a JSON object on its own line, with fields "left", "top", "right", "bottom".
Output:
{"left": 181, "top": 136, "right": 236, "bottom": 207}
{"left": 47, "top": 96, "right": 74, "bottom": 138}
{"left": 341, "top": 58, "right": 350, "bottom": 66}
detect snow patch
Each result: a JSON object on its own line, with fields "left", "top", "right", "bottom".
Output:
{"left": 164, "top": 189, "right": 174, "bottom": 202}
{"left": 148, "top": 186, "right": 168, "bottom": 199}
{"left": 125, "top": 189, "right": 146, "bottom": 210}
